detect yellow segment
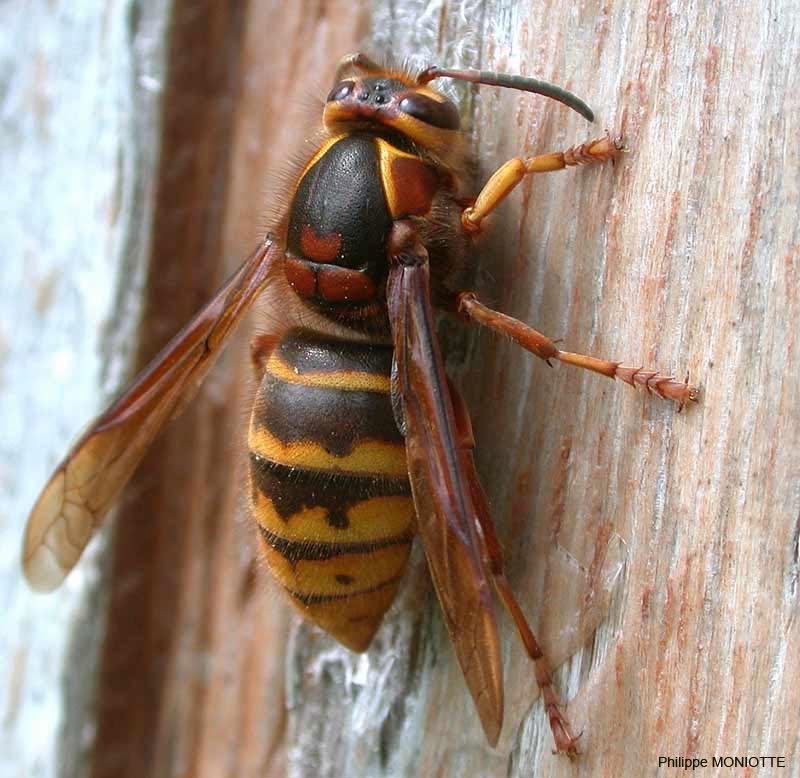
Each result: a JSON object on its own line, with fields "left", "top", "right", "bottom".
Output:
{"left": 249, "top": 426, "right": 408, "bottom": 477}
{"left": 262, "top": 541, "right": 411, "bottom": 598}
{"left": 375, "top": 138, "right": 425, "bottom": 217}
{"left": 293, "top": 579, "right": 404, "bottom": 652}
{"left": 251, "top": 493, "right": 415, "bottom": 545}
{"left": 266, "top": 352, "right": 391, "bottom": 393}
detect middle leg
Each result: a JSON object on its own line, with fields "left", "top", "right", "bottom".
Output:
{"left": 457, "top": 292, "right": 699, "bottom": 408}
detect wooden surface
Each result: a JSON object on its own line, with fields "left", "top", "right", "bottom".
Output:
{"left": 5, "top": 0, "right": 798, "bottom": 777}
{"left": 282, "top": 0, "right": 800, "bottom": 775}
{"left": 90, "top": 3, "right": 370, "bottom": 778}
{"left": 1, "top": 1, "right": 169, "bottom": 776}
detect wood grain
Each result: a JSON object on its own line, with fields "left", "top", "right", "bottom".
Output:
{"left": 90, "top": 3, "right": 369, "bottom": 778}
{"left": 284, "top": 0, "right": 800, "bottom": 775}
{"left": 6, "top": 0, "right": 797, "bottom": 776}
{"left": 2, "top": 1, "right": 169, "bottom": 775}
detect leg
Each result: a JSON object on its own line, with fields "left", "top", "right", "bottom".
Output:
{"left": 473, "top": 470, "right": 581, "bottom": 756}
{"left": 458, "top": 292, "right": 699, "bottom": 408}
{"left": 334, "top": 52, "right": 384, "bottom": 82}
{"left": 462, "top": 134, "right": 622, "bottom": 234}
{"left": 450, "top": 385, "right": 581, "bottom": 757}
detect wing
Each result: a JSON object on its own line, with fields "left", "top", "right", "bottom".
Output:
{"left": 22, "top": 238, "right": 284, "bottom": 592}
{"left": 387, "top": 246, "right": 504, "bottom": 746}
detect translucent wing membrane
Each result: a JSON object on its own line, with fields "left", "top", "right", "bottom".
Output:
{"left": 387, "top": 248, "right": 504, "bottom": 745}
{"left": 22, "top": 239, "right": 283, "bottom": 591}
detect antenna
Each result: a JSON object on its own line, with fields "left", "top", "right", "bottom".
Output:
{"left": 417, "top": 66, "right": 595, "bottom": 122}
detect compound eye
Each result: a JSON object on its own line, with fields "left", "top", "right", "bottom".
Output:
{"left": 398, "top": 92, "right": 460, "bottom": 130}
{"left": 327, "top": 80, "right": 355, "bottom": 102}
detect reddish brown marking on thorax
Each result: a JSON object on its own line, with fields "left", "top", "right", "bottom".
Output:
{"left": 389, "top": 157, "right": 439, "bottom": 216}
{"left": 284, "top": 257, "right": 378, "bottom": 303}
{"left": 284, "top": 258, "right": 317, "bottom": 298}
{"left": 300, "top": 224, "right": 342, "bottom": 262}
{"left": 317, "top": 264, "right": 377, "bottom": 302}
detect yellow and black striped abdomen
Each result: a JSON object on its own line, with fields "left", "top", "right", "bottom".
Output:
{"left": 248, "top": 328, "right": 414, "bottom": 651}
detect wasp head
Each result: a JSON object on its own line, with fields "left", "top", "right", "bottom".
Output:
{"left": 323, "top": 74, "right": 462, "bottom": 161}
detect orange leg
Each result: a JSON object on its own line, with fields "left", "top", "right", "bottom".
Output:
{"left": 458, "top": 292, "right": 699, "bottom": 409}
{"left": 461, "top": 134, "right": 623, "bottom": 234}
{"left": 450, "top": 384, "right": 580, "bottom": 757}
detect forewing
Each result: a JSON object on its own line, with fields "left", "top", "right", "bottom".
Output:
{"left": 387, "top": 255, "right": 504, "bottom": 746}
{"left": 22, "top": 239, "right": 283, "bottom": 591}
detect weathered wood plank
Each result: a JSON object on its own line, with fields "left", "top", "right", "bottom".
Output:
{"left": 6, "top": 0, "right": 798, "bottom": 776}
{"left": 4, "top": 2, "right": 366, "bottom": 777}
{"left": 1, "top": 1, "right": 169, "bottom": 776}
{"left": 88, "top": 3, "right": 369, "bottom": 778}
{"left": 286, "top": 0, "right": 800, "bottom": 775}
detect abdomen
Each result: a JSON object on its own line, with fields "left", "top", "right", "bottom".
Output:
{"left": 248, "top": 328, "right": 414, "bottom": 651}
